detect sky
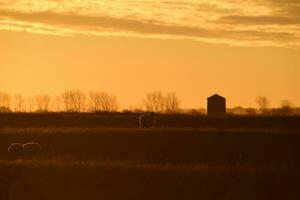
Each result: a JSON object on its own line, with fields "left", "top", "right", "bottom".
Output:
{"left": 0, "top": 0, "right": 299, "bottom": 109}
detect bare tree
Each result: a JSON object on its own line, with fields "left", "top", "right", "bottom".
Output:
{"left": 281, "top": 99, "right": 292, "bottom": 108}
{"left": 256, "top": 96, "right": 270, "bottom": 114}
{"left": 35, "top": 95, "right": 51, "bottom": 112}
{"left": 245, "top": 108, "right": 257, "bottom": 115}
{"left": 12, "top": 94, "right": 25, "bottom": 112}
{"left": 26, "top": 96, "right": 36, "bottom": 112}
{"left": 143, "top": 91, "right": 165, "bottom": 112}
{"left": 89, "top": 92, "right": 101, "bottom": 112}
{"left": 89, "top": 91, "right": 119, "bottom": 112}
{"left": 280, "top": 99, "right": 293, "bottom": 115}
{"left": 61, "top": 90, "right": 86, "bottom": 112}
{"left": 0, "top": 92, "right": 11, "bottom": 109}
{"left": 165, "top": 92, "right": 180, "bottom": 113}
{"left": 52, "top": 95, "right": 63, "bottom": 112}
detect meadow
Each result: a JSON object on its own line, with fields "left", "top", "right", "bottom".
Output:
{"left": 0, "top": 113, "right": 299, "bottom": 200}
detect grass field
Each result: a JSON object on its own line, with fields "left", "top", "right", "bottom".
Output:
{"left": 1, "top": 159, "right": 299, "bottom": 200}
{"left": 0, "top": 114, "right": 299, "bottom": 200}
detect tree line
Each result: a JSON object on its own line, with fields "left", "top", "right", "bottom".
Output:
{"left": 0, "top": 90, "right": 180, "bottom": 113}
{"left": 0, "top": 90, "right": 296, "bottom": 115}
{"left": 253, "top": 96, "right": 294, "bottom": 116}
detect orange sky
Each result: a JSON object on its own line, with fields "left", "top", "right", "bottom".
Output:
{"left": 0, "top": 0, "right": 300, "bottom": 109}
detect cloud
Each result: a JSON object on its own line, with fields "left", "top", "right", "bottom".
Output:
{"left": 218, "top": 15, "right": 300, "bottom": 25}
{"left": 0, "top": 0, "right": 299, "bottom": 47}
{"left": 0, "top": 9, "right": 216, "bottom": 37}
{"left": 1, "top": 9, "right": 298, "bottom": 44}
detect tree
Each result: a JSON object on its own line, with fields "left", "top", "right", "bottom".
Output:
{"left": 279, "top": 99, "right": 293, "bottom": 116}
{"left": 52, "top": 96, "right": 63, "bottom": 112}
{"left": 61, "top": 90, "right": 86, "bottom": 112}
{"left": 165, "top": 92, "right": 180, "bottom": 113}
{"left": 0, "top": 106, "right": 12, "bottom": 113}
{"left": 143, "top": 91, "right": 165, "bottom": 112}
{"left": 256, "top": 96, "right": 270, "bottom": 114}
{"left": 0, "top": 92, "right": 11, "bottom": 109}
{"left": 35, "top": 95, "right": 51, "bottom": 112}
{"left": 12, "top": 94, "right": 25, "bottom": 112}
{"left": 89, "top": 91, "right": 119, "bottom": 112}
{"left": 281, "top": 99, "right": 292, "bottom": 108}
{"left": 26, "top": 96, "right": 35, "bottom": 112}
{"left": 245, "top": 108, "right": 257, "bottom": 115}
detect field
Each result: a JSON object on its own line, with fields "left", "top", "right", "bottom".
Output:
{"left": 0, "top": 113, "right": 300, "bottom": 200}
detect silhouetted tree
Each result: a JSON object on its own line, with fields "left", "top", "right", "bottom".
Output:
{"left": 165, "top": 92, "right": 180, "bottom": 113}
{"left": 0, "top": 106, "right": 12, "bottom": 113}
{"left": 0, "top": 92, "right": 11, "bottom": 110}
{"left": 61, "top": 90, "right": 86, "bottom": 112}
{"left": 89, "top": 91, "right": 119, "bottom": 112}
{"left": 279, "top": 99, "right": 293, "bottom": 116}
{"left": 245, "top": 108, "right": 257, "bottom": 115}
{"left": 256, "top": 96, "right": 270, "bottom": 114}
{"left": 229, "top": 106, "right": 247, "bottom": 115}
{"left": 35, "top": 95, "right": 51, "bottom": 112}
{"left": 52, "top": 96, "right": 62, "bottom": 112}
{"left": 26, "top": 96, "right": 35, "bottom": 112}
{"left": 143, "top": 91, "right": 165, "bottom": 112}
{"left": 281, "top": 99, "right": 292, "bottom": 109}
{"left": 12, "top": 94, "right": 25, "bottom": 112}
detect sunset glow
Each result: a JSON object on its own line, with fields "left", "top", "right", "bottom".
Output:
{"left": 1, "top": 0, "right": 299, "bottom": 109}
{"left": 1, "top": 0, "right": 300, "bottom": 46}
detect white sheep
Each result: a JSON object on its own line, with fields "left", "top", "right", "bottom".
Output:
{"left": 139, "top": 113, "right": 156, "bottom": 128}
{"left": 7, "top": 143, "right": 24, "bottom": 159}
{"left": 22, "top": 142, "right": 42, "bottom": 158}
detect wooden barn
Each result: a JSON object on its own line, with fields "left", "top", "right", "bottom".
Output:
{"left": 207, "top": 94, "right": 226, "bottom": 117}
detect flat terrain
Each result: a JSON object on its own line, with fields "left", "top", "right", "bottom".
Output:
{"left": 0, "top": 114, "right": 299, "bottom": 200}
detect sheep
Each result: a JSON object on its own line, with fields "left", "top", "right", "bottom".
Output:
{"left": 22, "top": 142, "right": 42, "bottom": 158}
{"left": 139, "top": 113, "right": 156, "bottom": 128}
{"left": 7, "top": 143, "right": 24, "bottom": 159}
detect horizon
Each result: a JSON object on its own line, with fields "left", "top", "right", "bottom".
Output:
{"left": 0, "top": 90, "right": 298, "bottom": 112}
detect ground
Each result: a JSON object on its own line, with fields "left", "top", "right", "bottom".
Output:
{"left": 0, "top": 114, "right": 299, "bottom": 200}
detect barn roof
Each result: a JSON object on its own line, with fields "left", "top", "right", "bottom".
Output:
{"left": 207, "top": 94, "right": 226, "bottom": 100}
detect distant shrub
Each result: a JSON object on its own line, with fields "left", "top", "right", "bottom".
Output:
{"left": 0, "top": 106, "right": 12, "bottom": 113}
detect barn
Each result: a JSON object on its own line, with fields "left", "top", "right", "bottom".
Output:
{"left": 207, "top": 94, "right": 226, "bottom": 116}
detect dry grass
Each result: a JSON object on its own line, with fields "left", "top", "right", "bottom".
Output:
{"left": 0, "top": 159, "right": 299, "bottom": 200}
{"left": 0, "top": 115, "right": 299, "bottom": 200}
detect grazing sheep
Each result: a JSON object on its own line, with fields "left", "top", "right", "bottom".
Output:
{"left": 8, "top": 143, "right": 24, "bottom": 159}
{"left": 139, "top": 113, "right": 156, "bottom": 128}
{"left": 23, "top": 142, "right": 42, "bottom": 158}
